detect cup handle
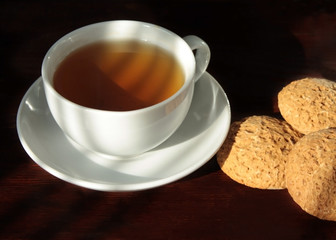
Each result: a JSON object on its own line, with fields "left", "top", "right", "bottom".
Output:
{"left": 183, "top": 35, "right": 211, "bottom": 83}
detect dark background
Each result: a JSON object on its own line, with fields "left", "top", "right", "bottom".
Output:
{"left": 1, "top": 0, "right": 336, "bottom": 239}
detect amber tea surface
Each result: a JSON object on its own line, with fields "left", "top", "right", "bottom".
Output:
{"left": 53, "top": 40, "right": 185, "bottom": 111}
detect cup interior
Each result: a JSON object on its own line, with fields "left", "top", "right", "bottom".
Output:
{"left": 42, "top": 20, "right": 196, "bottom": 111}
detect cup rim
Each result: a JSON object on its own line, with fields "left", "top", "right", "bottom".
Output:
{"left": 41, "top": 20, "right": 196, "bottom": 115}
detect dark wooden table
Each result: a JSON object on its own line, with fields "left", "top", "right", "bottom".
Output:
{"left": 2, "top": 0, "right": 336, "bottom": 239}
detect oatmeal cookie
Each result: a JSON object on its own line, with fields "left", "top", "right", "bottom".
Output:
{"left": 286, "top": 128, "right": 336, "bottom": 221}
{"left": 217, "top": 115, "right": 302, "bottom": 189}
{"left": 278, "top": 77, "right": 336, "bottom": 134}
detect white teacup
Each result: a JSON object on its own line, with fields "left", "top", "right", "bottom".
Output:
{"left": 42, "top": 20, "right": 210, "bottom": 157}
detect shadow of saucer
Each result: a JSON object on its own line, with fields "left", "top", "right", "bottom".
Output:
{"left": 180, "top": 157, "right": 221, "bottom": 182}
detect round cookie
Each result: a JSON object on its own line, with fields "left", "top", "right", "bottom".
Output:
{"left": 286, "top": 128, "right": 336, "bottom": 221}
{"left": 278, "top": 77, "right": 336, "bottom": 134}
{"left": 217, "top": 115, "right": 302, "bottom": 189}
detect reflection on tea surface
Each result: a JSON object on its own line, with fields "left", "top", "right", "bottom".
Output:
{"left": 53, "top": 40, "right": 184, "bottom": 111}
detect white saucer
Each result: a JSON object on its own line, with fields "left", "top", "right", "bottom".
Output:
{"left": 16, "top": 72, "right": 231, "bottom": 191}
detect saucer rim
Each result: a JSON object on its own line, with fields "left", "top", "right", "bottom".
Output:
{"left": 16, "top": 72, "right": 231, "bottom": 191}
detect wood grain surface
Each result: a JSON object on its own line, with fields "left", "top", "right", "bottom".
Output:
{"left": 2, "top": 0, "right": 336, "bottom": 239}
